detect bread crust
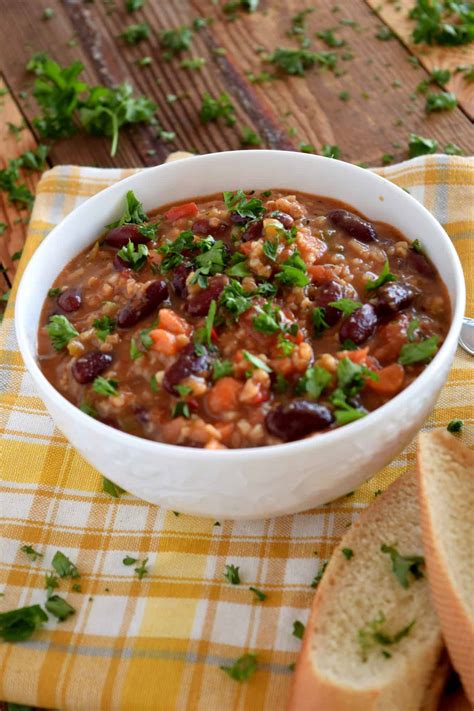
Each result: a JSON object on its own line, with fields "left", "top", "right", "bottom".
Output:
{"left": 417, "top": 430, "right": 474, "bottom": 705}
{"left": 288, "top": 472, "right": 444, "bottom": 711}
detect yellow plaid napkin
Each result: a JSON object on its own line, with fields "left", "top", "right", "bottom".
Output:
{"left": 0, "top": 156, "right": 472, "bottom": 711}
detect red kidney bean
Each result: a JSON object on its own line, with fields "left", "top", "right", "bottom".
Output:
{"left": 72, "top": 351, "right": 113, "bottom": 384}
{"left": 265, "top": 400, "right": 334, "bottom": 441}
{"left": 117, "top": 280, "right": 168, "bottom": 328}
{"left": 327, "top": 209, "right": 378, "bottom": 243}
{"left": 163, "top": 343, "right": 211, "bottom": 395}
{"left": 374, "top": 282, "right": 416, "bottom": 316}
{"left": 313, "top": 280, "right": 345, "bottom": 326}
{"left": 339, "top": 303, "right": 377, "bottom": 345}
{"left": 133, "top": 405, "right": 150, "bottom": 425}
{"left": 408, "top": 250, "right": 436, "bottom": 278}
{"left": 270, "top": 211, "right": 294, "bottom": 229}
{"left": 230, "top": 213, "right": 249, "bottom": 225}
{"left": 242, "top": 219, "right": 263, "bottom": 242}
{"left": 192, "top": 218, "right": 229, "bottom": 237}
{"left": 104, "top": 224, "right": 150, "bottom": 249}
{"left": 186, "top": 276, "right": 226, "bottom": 317}
{"left": 113, "top": 253, "right": 130, "bottom": 272}
{"left": 172, "top": 262, "right": 192, "bottom": 298}
{"left": 57, "top": 288, "right": 82, "bottom": 313}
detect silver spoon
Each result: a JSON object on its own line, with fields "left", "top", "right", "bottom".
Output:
{"left": 459, "top": 317, "right": 474, "bottom": 356}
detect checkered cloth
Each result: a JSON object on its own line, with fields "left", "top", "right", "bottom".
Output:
{"left": 0, "top": 156, "right": 472, "bottom": 710}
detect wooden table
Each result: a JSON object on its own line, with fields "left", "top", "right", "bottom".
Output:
{"left": 0, "top": 1, "right": 472, "bottom": 708}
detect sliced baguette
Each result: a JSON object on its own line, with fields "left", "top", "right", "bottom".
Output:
{"left": 417, "top": 430, "right": 474, "bottom": 705}
{"left": 288, "top": 471, "right": 444, "bottom": 711}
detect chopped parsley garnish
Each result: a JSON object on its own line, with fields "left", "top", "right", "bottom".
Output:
{"left": 297, "top": 366, "right": 332, "bottom": 399}
{"left": 159, "top": 25, "right": 193, "bottom": 59}
{"left": 409, "top": 0, "right": 474, "bottom": 46}
{"left": 316, "top": 29, "right": 345, "bottom": 47}
{"left": 274, "top": 373, "right": 289, "bottom": 393}
{"left": 220, "top": 280, "right": 254, "bottom": 317}
{"left": 312, "top": 307, "right": 330, "bottom": 336}
{"left": 341, "top": 339, "right": 357, "bottom": 351}
{"left": 172, "top": 402, "right": 190, "bottom": 418}
{"left": 159, "top": 230, "right": 194, "bottom": 271}
{"left": 180, "top": 56, "right": 206, "bottom": 70}
{"left": 199, "top": 91, "right": 236, "bottom": 125}
{"left": 192, "top": 240, "right": 228, "bottom": 287}
{"left": 223, "top": 564, "right": 241, "bottom": 585}
{"left": 365, "top": 260, "right": 396, "bottom": 290}
{"left": 93, "top": 316, "right": 116, "bottom": 342}
{"left": 175, "top": 384, "right": 193, "bottom": 397}
{"left": 292, "top": 620, "right": 305, "bottom": 640}
{"left": 289, "top": 8, "right": 314, "bottom": 36}
{"left": 213, "top": 359, "right": 234, "bottom": 381}
{"left": 150, "top": 374, "right": 159, "bottom": 393}
{"left": 299, "top": 142, "right": 316, "bottom": 154}
{"left": 21, "top": 545, "right": 43, "bottom": 561}
{"left": 227, "top": 253, "right": 251, "bottom": 278}
{"left": 277, "top": 334, "right": 295, "bottom": 356}
{"left": 127, "top": 0, "right": 145, "bottom": 11}
{"left": 0, "top": 222, "right": 7, "bottom": 235}
{"left": 241, "top": 127, "right": 262, "bottom": 146}
{"left": 381, "top": 544, "right": 425, "bottom": 588}
{"left": 444, "top": 142, "right": 464, "bottom": 155}
{"left": 276, "top": 252, "right": 309, "bottom": 287}
{"left": 223, "top": 190, "right": 265, "bottom": 220}
{"left": 342, "top": 547, "right": 354, "bottom": 560}
{"left": 398, "top": 336, "right": 438, "bottom": 365}
{"left": 268, "top": 47, "right": 337, "bottom": 76}
{"left": 249, "top": 586, "right": 267, "bottom": 601}
{"left": 382, "top": 153, "right": 394, "bottom": 165}
{"left": 102, "top": 476, "right": 125, "bottom": 498}
{"left": 130, "top": 338, "right": 143, "bottom": 360}
{"left": 311, "top": 560, "right": 328, "bottom": 588}
{"left": 243, "top": 351, "right": 272, "bottom": 373}
{"left": 425, "top": 91, "right": 457, "bottom": 112}
{"left": 45, "top": 595, "right": 75, "bottom": 621}
{"left": 52, "top": 551, "right": 80, "bottom": 579}
{"left": 0, "top": 604, "right": 48, "bottom": 642}
{"left": 194, "top": 299, "right": 217, "bottom": 347}
{"left": 376, "top": 26, "right": 394, "bottom": 40}
{"left": 220, "top": 653, "right": 257, "bottom": 682}
{"left": 134, "top": 558, "right": 149, "bottom": 579}
{"left": 321, "top": 144, "right": 340, "bottom": 159}
{"left": 123, "top": 556, "right": 138, "bottom": 565}
{"left": 117, "top": 241, "right": 149, "bottom": 271}
{"left": 358, "top": 611, "right": 415, "bottom": 661}
{"left": 328, "top": 298, "right": 362, "bottom": 316}
{"left": 93, "top": 377, "right": 119, "bottom": 397}
{"left": 45, "top": 573, "right": 59, "bottom": 596}
{"left": 261, "top": 240, "right": 278, "bottom": 262}
{"left": 252, "top": 301, "right": 281, "bottom": 334}
{"left": 412, "top": 238, "right": 424, "bottom": 254}
{"left": 46, "top": 315, "right": 79, "bottom": 351}
{"left": 42, "top": 7, "right": 55, "bottom": 20}
{"left": 408, "top": 133, "right": 439, "bottom": 158}
{"left": 108, "top": 190, "right": 148, "bottom": 228}
{"left": 72, "top": 584, "right": 82, "bottom": 592}
{"left": 120, "top": 22, "right": 150, "bottom": 44}
{"left": 447, "top": 418, "right": 463, "bottom": 433}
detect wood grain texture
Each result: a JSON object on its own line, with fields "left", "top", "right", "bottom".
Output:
{"left": 366, "top": 0, "right": 474, "bottom": 119}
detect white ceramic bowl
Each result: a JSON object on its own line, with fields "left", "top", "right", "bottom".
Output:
{"left": 15, "top": 151, "right": 465, "bottom": 519}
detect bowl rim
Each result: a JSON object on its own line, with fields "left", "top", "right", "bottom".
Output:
{"left": 15, "top": 150, "right": 466, "bottom": 461}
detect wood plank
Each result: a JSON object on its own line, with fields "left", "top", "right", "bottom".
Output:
{"left": 0, "top": 75, "right": 41, "bottom": 293}
{"left": 366, "top": 0, "right": 474, "bottom": 119}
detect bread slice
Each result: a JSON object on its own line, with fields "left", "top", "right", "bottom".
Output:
{"left": 288, "top": 472, "right": 444, "bottom": 711}
{"left": 417, "top": 430, "right": 474, "bottom": 705}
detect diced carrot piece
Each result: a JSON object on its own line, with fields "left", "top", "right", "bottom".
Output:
{"left": 165, "top": 202, "right": 198, "bottom": 222}
{"left": 307, "top": 265, "right": 335, "bottom": 284}
{"left": 367, "top": 363, "right": 405, "bottom": 396}
{"left": 337, "top": 347, "right": 369, "bottom": 364}
{"left": 158, "top": 308, "right": 191, "bottom": 335}
{"left": 206, "top": 377, "right": 243, "bottom": 415}
{"left": 150, "top": 329, "right": 178, "bottom": 356}
{"left": 373, "top": 318, "right": 408, "bottom": 364}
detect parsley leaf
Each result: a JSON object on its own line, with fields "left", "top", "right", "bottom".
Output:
{"left": 93, "top": 377, "right": 119, "bottom": 397}
{"left": 407, "top": 318, "right": 420, "bottom": 341}
{"left": 159, "top": 26, "right": 193, "bottom": 58}
{"left": 425, "top": 90, "right": 457, "bottom": 112}
{"left": 46, "top": 315, "right": 79, "bottom": 351}
{"left": 447, "top": 418, "right": 463, "bottom": 432}
{"left": 52, "top": 551, "right": 80, "bottom": 579}
{"left": 249, "top": 586, "right": 267, "bottom": 601}
{"left": 365, "top": 260, "right": 396, "bottom": 290}
{"left": 328, "top": 298, "right": 362, "bottom": 316}
{"left": 172, "top": 401, "right": 190, "bottom": 418}
{"left": 224, "top": 564, "right": 241, "bottom": 584}
{"left": 123, "top": 556, "right": 138, "bottom": 565}
{"left": 409, "top": 0, "right": 474, "bottom": 46}
{"left": 252, "top": 301, "right": 281, "bottom": 334}
{"left": 312, "top": 306, "right": 329, "bottom": 336}
{"left": 381, "top": 544, "right": 425, "bottom": 588}
{"left": 342, "top": 547, "right": 354, "bottom": 560}
{"left": 108, "top": 190, "right": 148, "bottom": 228}
{"left": 276, "top": 252, "right": 309, "bottom": 287}
{"left": 292, "top": 620, "right": 305, "bottom": 639}
{"left": 120, "top": 22, "right": 150, "bottom": 44}
{"left": 134, "top": 558, "right": 149, "bottom": 579}
{"left": 220, "top": 653, "right": 257, "bottom": 682}
{"left": 243, "top": 351, "right": 272, "bottom": 373}
{"left": 213, "top": 359, "right": 234, "bottom": 380}
{"left": 116, "top": 241, "right": 149, "bottom": 270}
{"left": 311, "top": 560, "right": 328, "bottom": 588}
{"left": 358, "top": 611, "right": 415, "bottom": 661}
{"left": 223, "top": 190, "right": 265, "bottom": 219}
{"left": 321, "top": 143, "right": 341, "bottom": 158}
{"left": 102, "top": 476, "right": 125, "bottom": 498}
{"left": 398, "top": 336, "right": 438, "bottom": 365}
{"left": 45, "top": 572, "right": 59, "bottom": 596}
{"left": 297, "top": 366, "right": 332, "bottom": 399}
{"left": 127, "top": 0, "right": 145, "bottom": 11}
{"left": 192, "top": 240, "right": 228, "bottom": 286}
{"left": 0, "top": 604, "right": 48, "bottom": 642}
{"left": 199, "top": 92, "right": 236, "bottom": 125}
{"left": 316, "top": 29, "right": 345, "bottom": 47}
{"left": 93, "top": 315, "right": 116, "bottom": 342}
{"left": 130, "top": 338, "right": 142, "bottom": 360}
{"left": 194, "top": 299, "right": 216, "bottom": 347}
{"left": 220, "top": 280, "right": 254, "bottom": 317}
{"left": 20, "top": 545, "right": 43, "bottom": 562}
{"left": 159, "top": 230, "right": 194, "bottom": 271}
{"left": 45, "top": 595, "right": 75, "bottom": 621}
{"left": 268, "top": 47, "right": 337, "bottom": 76}
{"left": 241, "top": 127, "right": 262, "bottom": 146}
{"left": 408, "top": 133, "right": 439, "bottom": 158}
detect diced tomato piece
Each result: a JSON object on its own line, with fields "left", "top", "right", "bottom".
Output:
{"left": 150, "top": 329, "right": 178, "bottom": 356}
{"left": 158, "top": 308, "right": 191, "bottom": 335}
{"left": 206, "top": 377, "right": 242, "bottom": 415}
{"left": 367, "top": 363, "right": 405, "bottom": 396}
{"left": 337, "top": 347, "right": 369, "bottom": 364}
{"left": 165, "top": 202, "right": 199, "bottom": 222}
{"left": 211, "top": 327, "right": 219, "bottom": 343}
{"left": 307, "top": 265, "right": 336, "bottom": 284}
